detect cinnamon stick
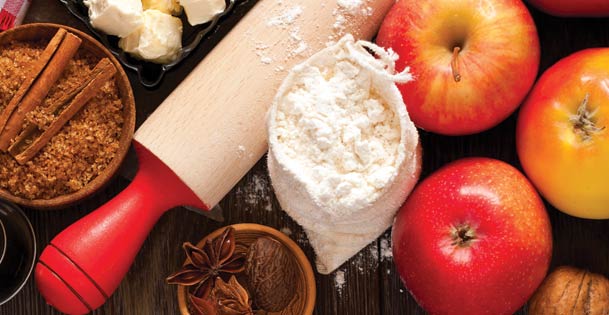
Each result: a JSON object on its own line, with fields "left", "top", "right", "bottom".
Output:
{"left": 0, "top": 29, "right": 66, "bottom": 137}
{"left": 0, "top": 30, "right": 82, "bottom": 151}
{"left": 8, "top": 58, "right": 117, "bottom": 165}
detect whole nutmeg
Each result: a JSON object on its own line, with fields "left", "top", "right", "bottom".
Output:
{"left": 529, "top": 266, "right": 609, "bottom": 315}
{"left": 245, "top": 237, "right": 297, "bottom": 312}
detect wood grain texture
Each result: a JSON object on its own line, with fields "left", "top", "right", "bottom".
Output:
{"left": 3, "top": 1, "right": 609, "bottom": 315}
{"left": 134, "top": 0, "right": 394, "bottom": 207}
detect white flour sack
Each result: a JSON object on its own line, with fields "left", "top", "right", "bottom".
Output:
{"left": 267, "top": 34, "right": 421, "bottom": 274}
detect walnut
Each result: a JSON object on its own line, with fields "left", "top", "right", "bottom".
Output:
{"left": 245, "top": 237, "right": 297, "bottom": 312}
{"left": 529, "top": 266, "right": 609, "bottom": 315}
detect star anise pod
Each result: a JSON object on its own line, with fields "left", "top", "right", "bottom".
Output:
{"left": 212, "top": 276, "right": 254, "bottom": 315}
{"left": 189, "top": 294, "right": 217, "bottom": 315}
{"left": 166, "top": 227, "right": 246, "bottom": 298}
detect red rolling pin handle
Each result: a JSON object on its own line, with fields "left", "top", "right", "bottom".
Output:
{"left": 35, "top": 142, "right": 208, "bottom": 315}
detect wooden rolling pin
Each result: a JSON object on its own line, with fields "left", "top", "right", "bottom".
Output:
{"left": 35, "top": 0, "right": 395, "bottom": 314}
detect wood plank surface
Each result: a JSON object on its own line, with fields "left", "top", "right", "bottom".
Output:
{"left": 2, "top": 1, "right": 609, "bottom": 314}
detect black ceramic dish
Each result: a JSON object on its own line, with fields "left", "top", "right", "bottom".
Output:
{"left": 60, "top": 0, "right": 236, "bottom": 88}
{"left": 0, "top": 200, "right": 36, "bottom": 305}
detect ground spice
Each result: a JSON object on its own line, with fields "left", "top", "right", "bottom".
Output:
{"left": 0, "top": 41, "right": 124, "bottom": 200}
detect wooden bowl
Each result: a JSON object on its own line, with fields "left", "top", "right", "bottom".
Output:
{"left": 0, "top": 23, "right": 136, "bottom": 209}
{"left": 177, "top": 224, "right": 316, "bottom": 315}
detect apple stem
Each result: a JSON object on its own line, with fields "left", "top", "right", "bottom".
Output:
{"left": 451, "top": 46, "right": 462, "bottom": 82}
{"left": 450, "top": 223, "right": 476, "bottom": 247}
{"left": 570, "top": 93, "right": 605, "bottom": 142}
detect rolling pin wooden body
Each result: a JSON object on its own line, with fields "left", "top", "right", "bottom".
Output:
{"left": 36, "top": 0, "right": 395, "bottom": 314}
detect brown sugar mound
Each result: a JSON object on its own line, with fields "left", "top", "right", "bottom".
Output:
{"left": 0, "top": 41, "right": 124, "bottom": 200}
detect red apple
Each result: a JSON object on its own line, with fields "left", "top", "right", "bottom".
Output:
{"left": 376, "top": 0, "right": 540, "bottom": 135}
{"left": 392, "top": 158, "right": 552, "bottom": 315}
{"left": 527, "top": 0, "right": 609, "bottom": 17}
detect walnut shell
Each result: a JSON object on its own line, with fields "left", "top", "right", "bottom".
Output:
{"left": 529, "top": 266, "right": 609, "bottom": 315}
{"left": 245, "top": 237, "right": 298, "bottom": 312}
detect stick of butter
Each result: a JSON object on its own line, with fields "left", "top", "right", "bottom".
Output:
{"left": 119, "top": 10, "right": 182, "bottom": 64}
{"left": 83, "top": 0, "right": 143, "bottom": 37}
{"left": 180, "top": 0, "right": 226, "bottom": 26}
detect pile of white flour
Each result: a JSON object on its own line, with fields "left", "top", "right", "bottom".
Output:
{"left": 273, "top": 51, "right": 401, "bottom": 216}
{"left": 267, "top": 35, "right": 421, "bottom": 274}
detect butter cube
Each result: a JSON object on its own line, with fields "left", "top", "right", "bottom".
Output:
{"left": 83, "top": 0, "right": 143, "bottom": 37}
{"left": 180, "top": 0, "right": 226, "bottom": 26}
{"left": 119, "top": 10, "right": 183, "bottom": 64}
{"left": 142, "top": 0, "right": 182, "bottom": 16}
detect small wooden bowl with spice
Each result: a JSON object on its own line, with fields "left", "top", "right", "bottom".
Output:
{"left": 0, "top": 23, "right": 135, "bottom": 209}
{"left": 170, "top": 224, "right": 316, "bottom": 315}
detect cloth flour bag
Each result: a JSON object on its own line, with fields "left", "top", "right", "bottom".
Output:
{"left": 267, "top": 34, "right": 421, "bottom": 274}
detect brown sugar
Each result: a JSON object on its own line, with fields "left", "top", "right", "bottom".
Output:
{"left": 0, "top": 41, "right": 124, "bottom": 200}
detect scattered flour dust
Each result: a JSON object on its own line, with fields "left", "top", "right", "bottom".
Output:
{"left": 252, "top": 0, "right": 374, "bottom": 65}
{"left": 334, "top": 270, "right": 346, "bottom": 294}
{"left": 260, "top": 56, "right": 273, "bottom": 64}
{"left": 380, "top": 237, "right": 393, "bottom": 261}
{"left": 254, "top": 42, "right": 273, "bottom": 65}
{"left": 332, "top": 0, "right": 373, "bottom": 38}
{"left": 337, "top": 0, "right": 364, "bottom": 11}
{"left": 289, "top": 27, "right": 308, "bottom": 57}
{"left": 236, "top": 173, "right": 273, "bottom": 212}
{"left": 267, "top": 5, "right": 303, "bottom": 28}
{"left": 255, "top": 3, "right": 307, "bottom": 64}
{"left": 332, "top": 242, "right": 380, "bottom": 294}
{"left": 237, "top": 145, "right": 246, "bottom": 157}
{"left": 349, "top": 242, "right": 379, "bottom": 273}
{"left": 280, "top": 227, "right": 293, "bottom": 236}
{"left": 328, "top": 238, "right": 397, "bottom": 293}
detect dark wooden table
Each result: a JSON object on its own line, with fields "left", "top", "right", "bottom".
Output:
{"left": 3, "top": 1, "right": 609, "bottom": 314}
